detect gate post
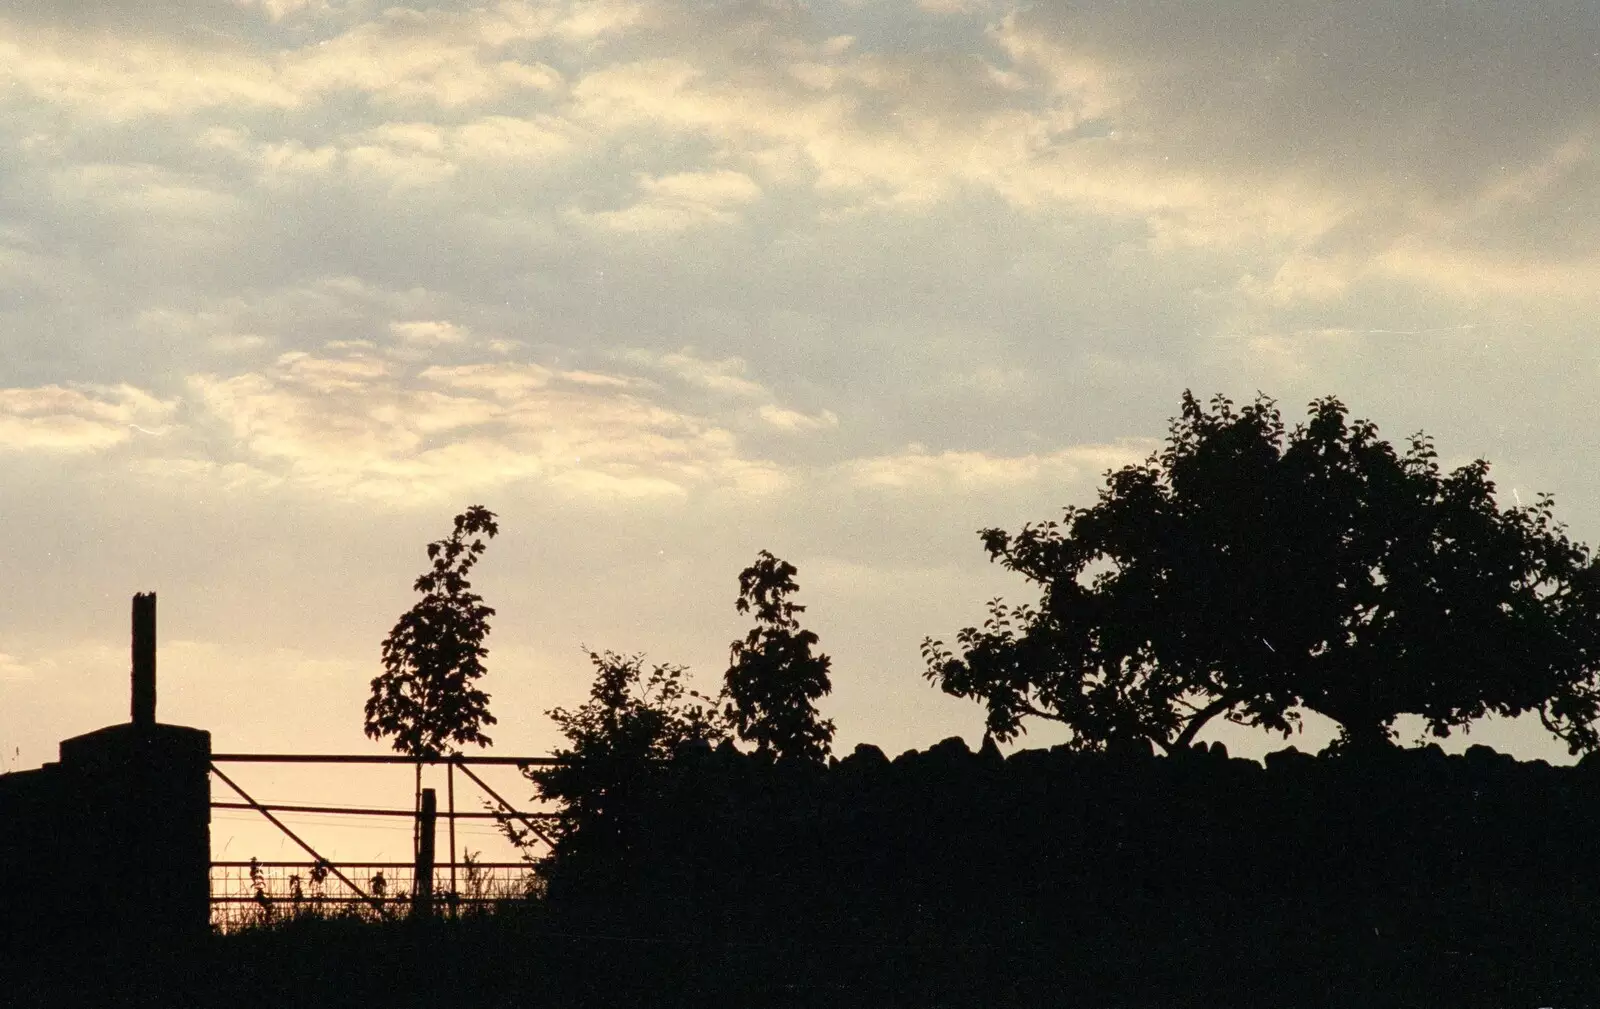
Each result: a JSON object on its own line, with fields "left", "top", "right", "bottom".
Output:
{"left": 59, "top": 723, "right": 211, "bottom": 939}
{"left": 2, "top": 593, "right": 211, "bottom": 952}
{"left": 414, "top": 788, "right": 437, "bottom": 919}
{"left": 56, "top": 593, "right": 212, "bottom": 941}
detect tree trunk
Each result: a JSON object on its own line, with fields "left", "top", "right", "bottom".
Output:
{"left": 1171, "top": 694, "right": 1241, "bottom": 751}
{"left": 412, "top": 759, "right": 423, "bottom": 861}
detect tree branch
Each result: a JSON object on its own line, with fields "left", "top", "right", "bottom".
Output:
{"left": 1014, "top": 700, "right": 1070, "bottom": 724}
{"left": 1172, "top": 693, "right": 1240, "bottom": 750}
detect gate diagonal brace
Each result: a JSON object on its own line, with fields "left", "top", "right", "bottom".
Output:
{"left": 209, "top": 762, "right": 383, "bottom": 910}
{"left": 451, "top": 757, "right": 560, "bottom": 850}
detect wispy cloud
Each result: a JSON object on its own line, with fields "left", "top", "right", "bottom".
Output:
{"left": 390, "top": 320, "right": 471, "bottom": 346}
{"left": 0, "top": 652, "right": 31, "bottom": 681}
{"left": 181, "top": 349, "right": 793, "bottom": 502}
{"left": 618, "top": 348, "right": 768, "bottom": 398}
{"left": 573, "top": 169, "right": 763, "bottom": 232}
{"left": 760, "top": 404, "right": 839, "bottom": 432}
{"left": 841, "top": 440, "right": 1158, "bottom": 492}
{"left": 0, "top": 385, "right": 177, "bottom": 453}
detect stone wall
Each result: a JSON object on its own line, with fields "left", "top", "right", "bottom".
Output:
{"left": 0, "top": 722, "right": 211, "bottom": 950}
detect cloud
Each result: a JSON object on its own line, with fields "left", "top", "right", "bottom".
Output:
{"left": 569, "top": 55, "right": 973, "bottom": 206}
{"left": 254, "top": 139, "right": 341, "bottom": 187}
{"left": 759, "top": 404, "right": 839, "bottom": 432}
{"left": 454, "top": 114, "right": 576, "bottom": 162}
{"left": 0, "top": 29, "right": 293, "bottom": 119}
{"left": 194, "top": 116, "right": 581, "bottom": 200}
{"left": 1003, "top": 1, "right": 1600, "bottom": 189}
{"left": 541, "top": 16, "right": 1338, "bottom": 249}
{"left": 842, "top": 440, "right": 1159, "bottom": 492}
{"left": 281, "top": 17, "right": 534, "bottom": 108}
{"left": 52, "top": 163, "right": 241, "bottom": 220}
{"left": 343, "top": 142, "right": 458, "bottom": 191}
{"left": 0, "top": 652, "right": 31, "bottom": 681}
{"left": 419, "top": 362, "right": 554, "bottom": 397}
{"left": 576, "top": 169, "right": 763, "bottom": 232}
{"left": 208, "top": 334, "right": 271, "bottom": 354}
{"left": 991, "top": 2, "right": 1600, "bottom": 288}
{"left": 619, "top": 348, "right": 767, "bottom": 398}
{"left": 389, "top": 320, "right": 470, "bottom": 346}
{"left": 274, "top": 351, "right": 391, "bottom": 392}
{"left": 1372, "top": 243, "right": 1600, "bottom": 302}
{"left": 0, "top": 384, "right": 177, "bottom": 453}
{"left": 8, "top": 0, "right": 1598, "bottom": 307}
{"left": 135, "top": 307, "right": 274, "bottom": 356}
{"left": 0, "top": 1, "right": 631, "bottom": 120}
{"left": 0, "top": 0, "right": 1444, "bottom": 270}
{"left": 184, "top": 350, "right": 791, "bottom": 502}
{"left": 245, "top": 0, "right": 326, "bottom": 22}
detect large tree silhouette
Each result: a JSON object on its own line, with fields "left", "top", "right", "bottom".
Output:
{"left": 724, "top": 551, "right": 835, "bottom": 763}
{"left": 366, "top": 506, "right": 500, "bottom": 761}
{"left": 924, "top": 392, "right": 1600, "bottom": 754}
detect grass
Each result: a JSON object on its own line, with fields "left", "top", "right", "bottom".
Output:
{"left": 211, "top": 851, "right": 541, "bottom": 933}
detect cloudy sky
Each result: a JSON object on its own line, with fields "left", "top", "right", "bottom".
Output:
{"left": 5, "top": 0, "right": 1600, "bottom": 859}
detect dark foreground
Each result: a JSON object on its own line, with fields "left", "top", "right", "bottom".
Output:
{"left": 15, "top": 739, "right": 1600, "bottom": 1008}
{"left": 8, "top": 904, "right": 1599, "bottom": 1009}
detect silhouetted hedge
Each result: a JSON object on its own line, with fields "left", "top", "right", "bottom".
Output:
{"left": 532, "top": 736, "right": 1600, "bottom": 1007}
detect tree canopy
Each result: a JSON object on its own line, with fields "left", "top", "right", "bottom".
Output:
{"left": 924, "top": 392, "right": 1600, "bottom": 754}
{"left": 365, "top": 505, "right": 500, "bottom": 760}
{"left": 524, "top": 650, "right": 726, "bottom": 854}
{"left": 724, "top": 551, "right": 835, "bottom": 763}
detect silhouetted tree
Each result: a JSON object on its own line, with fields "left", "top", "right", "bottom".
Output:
{"left": 366, "top": 506, "right": 500, "bottom": 815}
{"left": 924, "top": 392, "right": 1600, "bottom": 754}
{"left": 724, "top": 551, "right": 835, "bottom": 763}
{"left": 524, "top": 650, "right": 726, "bottom": 853}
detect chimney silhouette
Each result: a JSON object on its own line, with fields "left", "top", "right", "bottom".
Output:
{"left": 132, "top": 592, "right": 156, "bottom": 726}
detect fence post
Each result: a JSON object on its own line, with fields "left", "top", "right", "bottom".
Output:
{"left": 131, "top": 593, "right": 156, "bottom": 727}
{"left": 414, "top": 787, "right": 436, "bottom": 919}
{"left": 448, "top": 761, "right": 457, "bottom": 906}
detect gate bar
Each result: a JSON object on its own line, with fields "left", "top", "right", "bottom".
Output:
{"left": 212, "top": 753, "right": 560, "bottom": 765}
{"left": 209, "top": 762, "right": 382, "bottom": 909}
{"left": 212, "top": 801, "right": 557, "bottom": 819}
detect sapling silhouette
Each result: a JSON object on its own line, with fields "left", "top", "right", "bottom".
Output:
{"left": 366, "top": 506, "right": 500, "bottom": 832}
{"left": 367, "top": 506, "right": 501, "bottom": 759}
{"left": 724, "top": 551, "right": 835, "bottom": 763}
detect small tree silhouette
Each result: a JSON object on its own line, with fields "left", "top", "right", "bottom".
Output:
{"left": 724, "top": 551, "right": 835, "bottom": 763}
{"left": 367, "top": 506, "right": 500, "bottom": 759}
{"left": 366, "top": 506, "right": 500, "bottom": 833}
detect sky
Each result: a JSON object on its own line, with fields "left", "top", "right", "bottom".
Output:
{"left": 5, "top": 0, "right": 1600, "bottom": 864}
